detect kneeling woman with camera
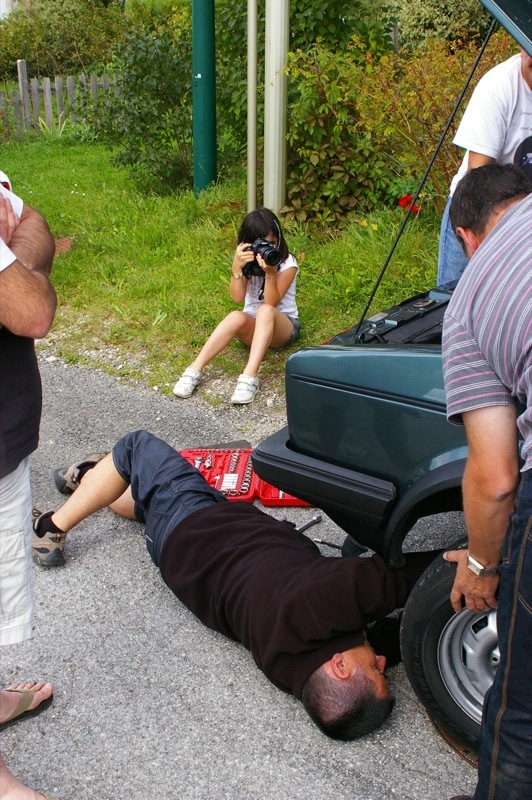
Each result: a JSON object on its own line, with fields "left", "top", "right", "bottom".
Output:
{"left": 173, "top": 208, "right": 299, "bottom": 405}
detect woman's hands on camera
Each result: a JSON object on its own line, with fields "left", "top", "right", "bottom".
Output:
{"left": 230, "top": 242, "right": 279, "bottom": 306}
{"left": 232, "top": 242, "right": 256, "bottom": 278}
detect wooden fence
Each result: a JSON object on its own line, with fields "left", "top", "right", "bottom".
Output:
{"left": 0, "top": 59, "right": 118, "bottom": 134}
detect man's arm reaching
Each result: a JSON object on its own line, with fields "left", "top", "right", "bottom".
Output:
{"left": 444, "top": 404, "right": 520, "bottom": 613}
{"left": 0, "top": 199, "right": 57, "bottom": 338}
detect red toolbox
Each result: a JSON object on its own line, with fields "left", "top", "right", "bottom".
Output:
{"left": 179, "top": 448, "right": 310, "bottom": 507}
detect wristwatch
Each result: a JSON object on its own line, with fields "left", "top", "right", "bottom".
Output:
{"left": 466, "top": 553, "right": 499, "bottom": 577}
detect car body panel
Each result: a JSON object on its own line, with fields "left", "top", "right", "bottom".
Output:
{"left": 252, "top": 296, "right": 471, "bottom": 561}
{"left": 284, "top": 345, "right": 465, "bottom": 490}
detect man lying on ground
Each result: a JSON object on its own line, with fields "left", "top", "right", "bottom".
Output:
{"left": 32, "top": 430, "right": 436, "bottom": 741}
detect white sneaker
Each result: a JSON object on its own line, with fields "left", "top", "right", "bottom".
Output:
{"left": 231, "top": 374, "right": 259, "bottom": 404}
{"left": 173, "top": 367, "right": 202, "bottom": 398}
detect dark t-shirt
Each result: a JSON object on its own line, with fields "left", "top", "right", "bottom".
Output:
{"left": 0, "top": 328, "right": 41, "bottom": 479}
{"left": 159, "top": 502, "right": 416, "bottom": 698}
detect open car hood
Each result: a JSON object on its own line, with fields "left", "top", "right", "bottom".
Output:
{"left": 481, "top": 0, "right": 532, "bottom": 54}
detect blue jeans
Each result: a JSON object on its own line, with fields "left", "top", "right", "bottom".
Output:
{"left": 473, "top": 469, "right": 532, "bottom": 800}
{"left": 437, "top": 195, "right": 469, "bottom": 286}
{"left": 112, "top": 430, "right": 227, "bottom": 567}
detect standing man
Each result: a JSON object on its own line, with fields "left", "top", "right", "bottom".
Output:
{"left": 0, "top": 174, "right": 56, "bottom": 800}
{"left": 437, "top": 48, "right": 532, "bottom": 286}
{"left": 442, "top": 164, "right": 531, "bottom": 800}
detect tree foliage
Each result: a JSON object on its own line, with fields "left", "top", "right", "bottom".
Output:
{"left": 394, "top": 0, "right": 493, "bottom": 50}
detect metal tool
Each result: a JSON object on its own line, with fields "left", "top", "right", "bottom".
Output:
{"left": 220, "top": 473, "right": 239, "bottom": 491}
{"left": 313, "top": 539, "right": 342, "bottom": 551}
{"left": 294, "top": 514, "right": 322, "bottom": 533}
{"left": 204, "top": 455, "right": 212, "bottom": 469}
{"left": 194, "top": 456, "right": 204, "bottom": 469}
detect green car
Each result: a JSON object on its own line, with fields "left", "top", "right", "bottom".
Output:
{"left": 253, "top": 0, "right": 531, "bottom": 751}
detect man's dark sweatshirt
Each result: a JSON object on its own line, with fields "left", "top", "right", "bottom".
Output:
{"left": 160, "top": 502, "right": 422, "bottom": 698}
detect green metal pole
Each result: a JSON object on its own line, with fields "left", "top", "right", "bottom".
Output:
{"left": 192, "top": 0, "right": 217, "bottom": 195}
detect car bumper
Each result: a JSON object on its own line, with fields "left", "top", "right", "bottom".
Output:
{"left": 252, "top": 427, "right": 396, "bottom": 546}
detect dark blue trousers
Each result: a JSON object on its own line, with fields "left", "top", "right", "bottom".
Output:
{"left": 112, "top": 430, "right": 226, "bottom": 566}
{"left": 474, "top": 469, "right": 532, "bottom": 800}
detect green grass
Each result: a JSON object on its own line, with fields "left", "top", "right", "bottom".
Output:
{"left": 2, "top": 138, "right": 441, "bottom": 392}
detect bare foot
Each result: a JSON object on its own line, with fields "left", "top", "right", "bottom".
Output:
{"left": 0, "top": 682, "right": 53, "bottom": 725}
{"left": 0, "top": 753, "right": 51, "bottom": 800}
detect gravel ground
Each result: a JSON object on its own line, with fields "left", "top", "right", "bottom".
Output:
{"left": 0, "top": 353, "right": 477, "bottom": 800}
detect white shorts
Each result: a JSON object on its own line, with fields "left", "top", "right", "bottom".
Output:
{"left": 0, "top": 457, "right": 33, "bottom": 645}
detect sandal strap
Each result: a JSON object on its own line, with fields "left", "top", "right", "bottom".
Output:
{"left": 3, "top": 690, "right": 34, "bottom": 723}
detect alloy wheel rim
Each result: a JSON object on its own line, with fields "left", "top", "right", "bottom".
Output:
{"left": 437, "top": 608, "right": 499, "bottom": 724}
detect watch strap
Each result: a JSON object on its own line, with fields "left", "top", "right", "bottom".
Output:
{"left": 467, "top": 553, "right": 499, "bottom": 577}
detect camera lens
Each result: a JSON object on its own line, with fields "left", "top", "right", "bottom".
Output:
{"left": 252, "top": 239, "right": 281, "bottom": 267}
{"left": 263, "top": 246, "right": 281, "bottom": 266}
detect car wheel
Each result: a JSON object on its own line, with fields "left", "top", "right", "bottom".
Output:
{"left": 400, "top": 546, "right": 499, "bottom": 750}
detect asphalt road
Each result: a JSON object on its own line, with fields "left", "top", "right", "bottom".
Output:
{"left": 1, "top": 357, "right": 476, "bottom": 800}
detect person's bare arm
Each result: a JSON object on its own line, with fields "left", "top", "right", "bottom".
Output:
{"left": 229, "top": 243, "right": 253, "bottom": 303}
{"left": 0, "top": 202, "right": 56, "bottom": 338}
{"left": 444, "top": 405, "right": 519, "bottom": 612}
{"left": 260, "top": 263, "right": 297, "bottom": 307}
{"left": 10, "top": 204, "right": 55, "bottom": 275}
{"left": 467, "top": 151, "right": 495, "bottom": 171}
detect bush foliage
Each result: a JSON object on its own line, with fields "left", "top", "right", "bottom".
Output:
{"left": 283, "top": 43, "right": 392, "bottom": 225}
{"left": 0, "top": 0, "right": 126, "bottom": 79}
{"left": 89, "top": 1, "right": 193, "bottom": 192}
{"left": 215, "top": 0, "right": 396, "bottom": 143}
{"left": 283, "top": 30, "right": 515, "bottom": 224}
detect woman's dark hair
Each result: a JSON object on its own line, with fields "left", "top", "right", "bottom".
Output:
{"left": 237, "top": 207, "right": 289, "bottom": 261}
{"left": 301, "top": 665, "right": 395, "bottom": 741}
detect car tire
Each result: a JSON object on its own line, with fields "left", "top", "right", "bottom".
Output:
{"left": 400, "top": 544, "right": 499, "bottom": 751}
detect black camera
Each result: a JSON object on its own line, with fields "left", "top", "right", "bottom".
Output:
{"left": 242, "top": 238, "right": 282, "bottom": 278}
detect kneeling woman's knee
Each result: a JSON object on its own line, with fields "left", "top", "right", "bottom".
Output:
{"left": 255, "top": 304, "right": 276, "bottom": 323}
{"left": 226, "top": 309, "right": 250, "bottom": 331}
